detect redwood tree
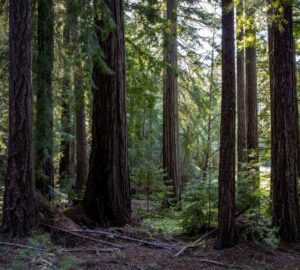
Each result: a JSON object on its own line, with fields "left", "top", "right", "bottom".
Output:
{"left": 236, "top": 0, "right": 247, "bottom": 167}
{"left": 83, "top": 0, "right": 130, "bottom": 226}
{"left": 2, "top": 0, "right": 36, "bottom": 236}
{"left": 215, "top": 0, "right": 236, "bottom": 249}
{"left": 245, "top": 2, "right": 259, "bottom": 207}
{"left": 163, "top": 0, "right": 181, "bottom": 201}
{"left": 268, "top": 0, "right": 300, "bottom": 241}
{"left": 59, "top": 0, "right": 73, "bottom": 183}
{"left": 35, "top": 0, "right": 55, "bottom": 199}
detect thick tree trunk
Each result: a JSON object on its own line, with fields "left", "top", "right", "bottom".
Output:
{"left": 268, "top": 1, "right": 300, "bottom": 241}
{"left": 215, "top": 0, "right": 236, "bottom": 250}
{"left": 163, "top": 0, "right": 181, "bottom": 201}
{"left": 83, "top": 0, "right": 131, "bottom": 226}
{"left": 2, "top": 0, "right": 36, "bottom": 236}
{"left": 35, "top": 0, "right": 54, "bottom": 200}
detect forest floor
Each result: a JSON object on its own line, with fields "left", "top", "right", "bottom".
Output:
{"left": 0, "top": 199, "right": 300, "bottom": 269}
{"left": 0, "top": 232, "right": 300, "bottom": 270}
{"left": 0, "top": 224, "right": 300, "bottom": 270}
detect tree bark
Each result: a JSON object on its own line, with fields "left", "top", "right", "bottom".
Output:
{"left": 215, "top": 0, "right": 236, "bottom": 250}
{"left": 35, "top": 0, "right": 54, "bottom": 200}
{"left": 59, "top": 2, "right": 73, "bottom": 183}
{"left": 163, "top": 0, "right": 181, "bottom": 202}
{"left": 71, "top": 4, "right": 89, "bottom": 195}
{"left": 245, "top": 4, "right": 259, "bottom": 207}
{"left": 74, "top": 72, "right": 88, "bottom": 195}
{"left": 268, "top": 0, "right": 300, "bottom": 241}
{"left": 83, "top": 0, "right": 131, "bottom": 226}
{"left": 236, "top": 0, "right": 247, "bottom": 166}
{"left": 2, "top": 0, "right": 36, "bottom": 236}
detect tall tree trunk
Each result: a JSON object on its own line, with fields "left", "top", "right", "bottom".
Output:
{"left": 245, "top": 3, "right": 259, "bottom": 207}
{"left": 35, "top": 0, "right": 54, "bottom": 200}
{"left": 83, "top": 0, "right": 131, "bottom": 226}
{"left": 59, "top": 3, "right": 73, "bottom": 183}
{"left": 268, "top": 0, "right": 300, "bottom": 241}
{"left": 71, "top": 4, "right": 88, "bottom": 195}
{"left": 2, "top": 0, "right": 36, "bottom": 236}
{"left": 236, "top": 0, "right": 247, "bottom": 166}
{"left": 163, "top": 0, "right": 181, "bottom": 202}
{"left": 74, "top": 71, "right": 88, "bottom": 195}
{"left": 215, "top": 0, "right": 236, "bottom": 250}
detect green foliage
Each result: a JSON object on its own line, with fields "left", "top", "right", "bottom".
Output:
{"left": 181, "top": 175, "right": 218, "bottom": 235}
{"left": 131, "top": 161, "right": 167, "bottom": 202}
{"left": 142, "top": 209, "right": 182, "bottom": 237}
{"left": 241, "top": 214, "right": 279, "bottom": 248}
{"left": 181, "top": 201, "right": 206, "bottom": 235}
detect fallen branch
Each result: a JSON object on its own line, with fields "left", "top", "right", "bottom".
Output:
{"left": 42, "top": 224, "right": 123, "bottom": 249}
{"left": 199, "top": 259, "right": 240, "bottom": 269}
{"left": 61, "top": 247, "right": 119, "bottom": 253}
{"left": 174, "top": 205, "right": 250, "bottom": 257}
{"left": 0, "top": 241, "right": 46, "bottom": 252}
{"left": 71, "top": 228, "right": 174, "bottom": 251}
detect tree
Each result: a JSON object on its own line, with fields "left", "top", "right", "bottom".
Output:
{"left": 215, "top": 0, "right": 236, "bottom": 249}
{"left": 83, "top": 0, "right": 131, "bottom": 226}
{"left": 73, "top": 3, "right": 88, "bottom": 194}
{"left": 2, "top": 0, "right": 36, "bottom": 236}
{"left": 163, "top": 0, "right": 181, "bottom": 202}
{"left": 245, "top": 1, "right": 259, "bottom": 206}
{"left": 59, "top": 0, "right": 74, "bottom": 184}
{"left": 268, "top": 0, "right": 300, "bottom": 241}
{"left": 35, "top": 0, "right": 55, "bottom": 199}
{"left": 236, "top": 0, "right": 247, "bottom": 168}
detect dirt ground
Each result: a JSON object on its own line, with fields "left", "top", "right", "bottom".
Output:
{"left": 0, "top": 232, "right": 300, "bottom": 270}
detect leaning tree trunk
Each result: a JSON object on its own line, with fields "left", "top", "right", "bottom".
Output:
{"left": 35, "top": 0, "right": 54, "bottom": 200}
{"left": 83, "top": 0, "right": 131, "bottom": 226}
{"left": 215, "top": 0, "right": 236, "bottom": 250}
{"left": 268, "top": 1, "right": 300, "bottom": 241}
{"left": 163, "top": 0, "right": 181, "bottom": 202}
{"left": 2, "top": 0, "right": 37, "bottom": 236}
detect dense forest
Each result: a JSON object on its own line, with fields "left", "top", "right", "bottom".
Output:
{"left": 0, "top": 0, "right": 300, "bottom": 269}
